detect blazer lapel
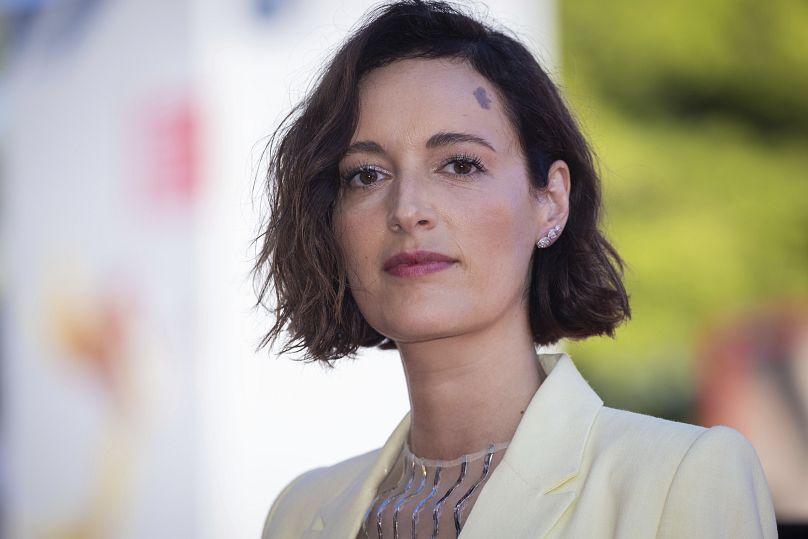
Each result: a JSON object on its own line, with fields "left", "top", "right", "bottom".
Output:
{"left": 459, "top": 353, "right": 603, "bottom": 538}
{"left": 303, "top": 413, "right": 411, "bottom": 538}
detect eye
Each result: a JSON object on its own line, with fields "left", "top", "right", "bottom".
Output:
{"left": 449, "top": 160, "right": 474, "bottom": 174}
{"left": 341, "top": 165, "right": 386, "bottom": 189}
{"left": 439, "top": 154, "right": 486, "bottom": 176}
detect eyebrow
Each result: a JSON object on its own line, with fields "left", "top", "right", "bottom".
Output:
{"left": 343, "top": 131, "right": 496, "bottom": 157}
{"left": 426, "top": 131, "right": 496, "bottom": 152}
{"left": 343, "top": 140, "right": 385, "bottom": 156}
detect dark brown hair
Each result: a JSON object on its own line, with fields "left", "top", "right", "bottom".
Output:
{"left": 253, "top": 0, "right": 630, "bottom": 364}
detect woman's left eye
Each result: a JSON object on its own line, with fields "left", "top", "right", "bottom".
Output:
{"left": 440, "top": 155, "right": 486, "bottom": 176}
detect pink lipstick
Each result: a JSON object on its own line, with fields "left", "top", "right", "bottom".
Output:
{"left": 383, "top": 250, "right": 457, "bottom": 278}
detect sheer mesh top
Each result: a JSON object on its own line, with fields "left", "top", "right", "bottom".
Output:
{"left": 356, "top": 439, "right": 510, "bottom": 539}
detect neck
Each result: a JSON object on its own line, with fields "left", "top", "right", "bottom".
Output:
{"left": 397, "top": 306, "right": 545, "bottom": 461}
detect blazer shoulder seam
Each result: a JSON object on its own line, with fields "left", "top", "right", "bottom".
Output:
{"left": 652, "top": 427, "right": 709, "bottom": 537}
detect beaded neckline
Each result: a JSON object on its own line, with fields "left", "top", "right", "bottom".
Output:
{"left": 360, "top": 439, "right": 512, "bottom": 538}
{"left": 403, "top": 440, "right": 511, "bottom": 468}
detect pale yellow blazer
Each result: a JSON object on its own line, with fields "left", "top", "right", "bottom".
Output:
{"left": 262, "top": 353, "right": 777, "bottom": 538}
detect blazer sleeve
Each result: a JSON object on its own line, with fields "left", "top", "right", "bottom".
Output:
{"left": 261, "top": 470, "right": 316, "bottom": 539}
{"left": 655, "top": 425, "right": 777, "bottom": 539}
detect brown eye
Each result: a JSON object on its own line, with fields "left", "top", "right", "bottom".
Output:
{"left": 359, "top": 170, "right": 379, "bottom": 185}
{"left": 440, "top": 155, "right": 485, "bottom": 176}
{"left": 354, "top": 170, "right": 376, "bottom": 185}
{"left": 342, "top": 166, "right": 387, "bottom": 189}
{"left": 452, "top": 160, "right": 474, "bottom": 174}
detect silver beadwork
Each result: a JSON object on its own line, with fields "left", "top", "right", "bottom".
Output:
{"left": 363, "top": 441, "right": 510, "bottom": 538}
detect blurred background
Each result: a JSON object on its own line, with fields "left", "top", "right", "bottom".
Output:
{"left": 0, "top": 0, "right": 805, "bottom": 537}
{"left": 561, "top": 0, "right": 808, "bottom": 530}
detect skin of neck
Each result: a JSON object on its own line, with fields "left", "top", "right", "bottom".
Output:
{"left": 397, "top": 301, "right": 546, "bottom": 461}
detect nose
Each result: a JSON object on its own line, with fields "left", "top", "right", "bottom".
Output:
{"left": 387, "top": 172, "right": 437, "bottom": 233}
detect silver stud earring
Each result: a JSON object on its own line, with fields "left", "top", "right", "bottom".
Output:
{"left": 536, "top": 224, "right": 562, "bottom": 249}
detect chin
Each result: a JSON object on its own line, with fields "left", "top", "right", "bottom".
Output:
{"left": 384, "top": 326, "right": 452, "bottom": 344}
{"left": 369, "top": 307, "right": 466, "bottom": 344}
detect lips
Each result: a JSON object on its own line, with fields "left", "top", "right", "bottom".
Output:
{"left": 383, "top": 250, "right": 457, "bottom": 277}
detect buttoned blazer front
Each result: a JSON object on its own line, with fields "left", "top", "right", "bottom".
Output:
{"left": 262, "top": 353, "right": 777, "bottom": 538}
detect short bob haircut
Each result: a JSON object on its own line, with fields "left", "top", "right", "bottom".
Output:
{"left": 253, "top": 0, "right": 630, "bottom": 364}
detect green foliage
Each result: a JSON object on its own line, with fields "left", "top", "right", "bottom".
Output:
{"left": 559, "top": 0, "right": 808, "bottom": 418}
{"left": 562, "top": 0, "right": 808, "bottom": 134}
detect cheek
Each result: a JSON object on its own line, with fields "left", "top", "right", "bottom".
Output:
{"left": 464, "top": 190, "right": 531, "bottom": 249}
{"left": 334, "top": 210, "right": 378, "bottom": 288}
{"left": 456, "top": 194, "right": 536, "bottom": 288}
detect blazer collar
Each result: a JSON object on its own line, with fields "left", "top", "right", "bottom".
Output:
{"left": 459, "top": 353, "right": 603, "bottom": 538}
{"left": 499, "top": 353, "right": 604, "bottom": 492}
{"left": 308, "top": 353, "right": 603, "bottom": 539}
{"left": 306, "top": 413, "right": 411, "bottom": 539}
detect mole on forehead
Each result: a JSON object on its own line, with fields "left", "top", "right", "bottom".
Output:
{"left": 473, "top": 86, "right": 492, "bottom": 110}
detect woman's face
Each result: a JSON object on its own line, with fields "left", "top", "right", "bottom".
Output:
{"left": 334, "top": 57, "right": 564, "bottom": 345}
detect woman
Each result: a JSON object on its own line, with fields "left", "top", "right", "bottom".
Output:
{"left": 254, "top": 1, "right": 776, "bottom": 537}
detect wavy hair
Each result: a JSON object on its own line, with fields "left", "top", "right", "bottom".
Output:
{"left": 252, "top": 0, "right": 631, "bottom": 364}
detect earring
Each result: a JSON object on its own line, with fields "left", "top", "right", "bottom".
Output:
{"left": 536, "top": 224, "right": 562, "bottom": 249}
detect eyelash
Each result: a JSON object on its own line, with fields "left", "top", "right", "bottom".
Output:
{"left": 340, "top": 153, "right": 487, "bottom": 190}
{"left": 440, "top": 153, "right": 487, "bottom": 175}
{"left": 340, "top": 162, "right": 384, "bottom": 189}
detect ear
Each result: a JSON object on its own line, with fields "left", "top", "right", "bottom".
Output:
{"left": 534, "top": 160, "right": 571, "bottom": 234}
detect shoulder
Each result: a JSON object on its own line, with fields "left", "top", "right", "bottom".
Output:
{"left": 655, "top": 423, "right": 777, "bottom": 538}
{"left": 585, "top": 406, "right": 707, "bottom": 475}
{"left": 591, "top": 406, "right": 767, "bottom": 479}
{"left": 585, "top": 407, "right": 776, "bottom": 538}
{"left": 595, "top": 405, "right": 706, "bottom": 442}
{"left": 261, "top": 448, "right": 381, "bottom": 539}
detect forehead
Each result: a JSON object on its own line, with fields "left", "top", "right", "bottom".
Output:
{"left": 354, "top": 58, "right": 516, "bottom": 149}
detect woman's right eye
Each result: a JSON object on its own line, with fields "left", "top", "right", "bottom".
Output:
{"left": 342, "top": 166, "right": 385, "bottom": 188}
